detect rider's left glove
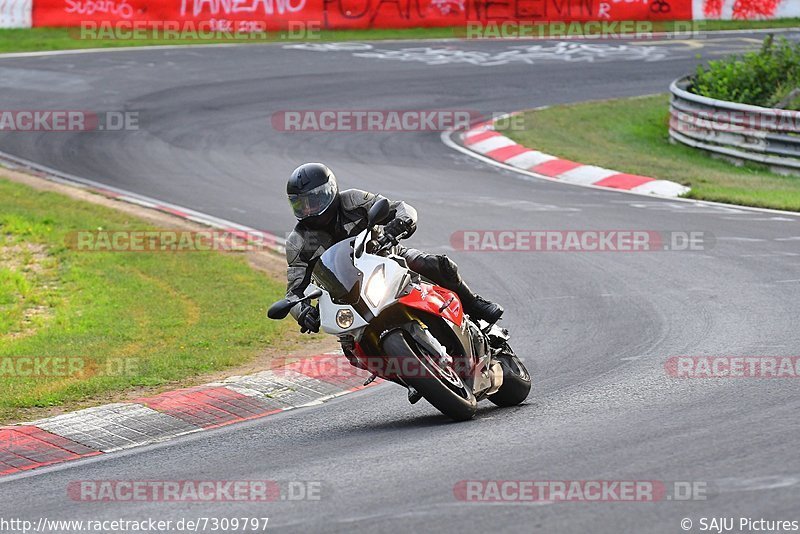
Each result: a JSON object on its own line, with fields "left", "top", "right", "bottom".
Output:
{"left": 384, "top": 218, "right": 410, "bottom": 241}
{"left": 297, "top": 305, "right": 320, "bottom": 334}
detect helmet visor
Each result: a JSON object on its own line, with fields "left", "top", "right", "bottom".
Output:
{"left": 289, "top": 180, "right": 338, "bottom": 220}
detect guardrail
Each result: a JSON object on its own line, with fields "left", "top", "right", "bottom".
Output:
{"left": 669, "top": 76, "right": 800, "bottom": 176}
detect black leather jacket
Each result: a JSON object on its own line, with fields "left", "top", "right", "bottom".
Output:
{"left": 285, "top": 189, "right": 417, "bottom": 320}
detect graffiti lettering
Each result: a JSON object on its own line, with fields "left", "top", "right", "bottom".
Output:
{"left": 65, "top": 0, "right": 134, "bottom": 18}
{"left": 321, "top": 0, "right": 598, "bottom": 27}
{"left": 180, "top": 0, "right": 307, "bottom": 17}
{"left": 703, "top": 0, "right": 787, "bottom": 19}
{"left": 33, "top": 0, "right": 696, "bottom": 30}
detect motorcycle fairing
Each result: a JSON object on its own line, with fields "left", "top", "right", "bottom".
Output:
{"left": 399, "top": 283, "right": 463, "bottom": 327}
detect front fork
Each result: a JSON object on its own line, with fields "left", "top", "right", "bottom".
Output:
{"left": 338, "top": 309, "right": 506, "bottom": 398}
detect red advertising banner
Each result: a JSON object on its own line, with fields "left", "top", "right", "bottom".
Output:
{"left": 33, "top": 0, "right": 693, "bottom": 30}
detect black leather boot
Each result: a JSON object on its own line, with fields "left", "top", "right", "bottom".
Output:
{"left": 454, "top": 281, "right": 504, "bottom": 324}
{"left": 402, "top": 250, "right": 504, "bottom": 324}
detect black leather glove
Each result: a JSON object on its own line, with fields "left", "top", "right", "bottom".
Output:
{"left": 297, "top": 305, "right": 320, "bottom": 334}
{"left": 384, "top": 218, "right": 411, "bottom": 241}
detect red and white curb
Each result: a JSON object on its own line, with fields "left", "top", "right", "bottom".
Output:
{"left": 453, "top": 119, "right": 690, "bottom": 198}
{"left": 0, "top": 353, "right": 377, "bottom": 476}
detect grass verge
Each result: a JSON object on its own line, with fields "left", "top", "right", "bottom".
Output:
{"left": 0, "top": 176, "right": 292, "bottom": 423}
{"left": 0, "top": 20, "right": 799, "bottom": 54}
{"left": 498, "top": 94, "right": 800, "bottom": 212}
{"left": 0, "top": 26, "right": 458, "bottom": 53}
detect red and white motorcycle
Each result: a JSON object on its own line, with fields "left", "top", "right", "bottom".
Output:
{"left": 269, "top": 199, "right": 530, "bottom": 421}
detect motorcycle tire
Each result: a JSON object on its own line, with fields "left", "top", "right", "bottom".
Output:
{"left": 382, "top": 329, "right": 477, "bottom": 421}
{"left": 488, "top": 351, "right": 531, "bottom": 407}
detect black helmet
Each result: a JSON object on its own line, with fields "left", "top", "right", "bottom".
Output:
{"left": 287, "top": 163, "right": 339, "bottom": 226}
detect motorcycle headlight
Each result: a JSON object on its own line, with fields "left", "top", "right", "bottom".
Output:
{"left": 336, "top": 309, "right": 354, "bottom": 329}
{"left": 365, "top": 265, "right": 387, "bottom": 308}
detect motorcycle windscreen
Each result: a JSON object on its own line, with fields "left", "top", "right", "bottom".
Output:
{"left": 312, "top": 238, "right": 361, "bottom": 304}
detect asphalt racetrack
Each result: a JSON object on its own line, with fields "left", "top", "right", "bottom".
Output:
{"left": 1, "top": 33, "right": 799, "bottom": 533}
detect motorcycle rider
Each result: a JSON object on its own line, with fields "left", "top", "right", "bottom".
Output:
{"left": 284, "top": 162, "right": 504, "bottom": 335}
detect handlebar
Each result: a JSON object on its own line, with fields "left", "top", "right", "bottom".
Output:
{"left": 373, "top": 230, "right": 408, "bottom": 254}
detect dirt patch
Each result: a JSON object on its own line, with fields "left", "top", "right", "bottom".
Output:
{"left": 0, "top": 239, "right": 58, "bottom": 341}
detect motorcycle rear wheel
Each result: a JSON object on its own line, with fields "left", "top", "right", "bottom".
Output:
{"left": 488, "top": 351, "right": 531, "bottom": 407}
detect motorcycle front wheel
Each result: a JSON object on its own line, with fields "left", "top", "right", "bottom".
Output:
{"left": 382, "top": 330, "right": 477, "bottom": 421}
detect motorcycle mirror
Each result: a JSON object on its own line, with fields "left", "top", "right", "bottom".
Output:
{"left": 267, "top": 289, "right": 323, "bottom": 320}
{"left": 267, "top": 300, "right": 294, "bottom": 320}
{"left": 306, "top": 288, "right": 323, "bottom": 300}
{"left": 357, "top": 198, "right": 391, "bottom": 258}
{"left": 367, "top": 198, "right": 391, "bottom": 227}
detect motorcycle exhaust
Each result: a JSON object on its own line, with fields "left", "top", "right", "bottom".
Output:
{"left": 486, "top": 361, "right": 504, "bottom": 396}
